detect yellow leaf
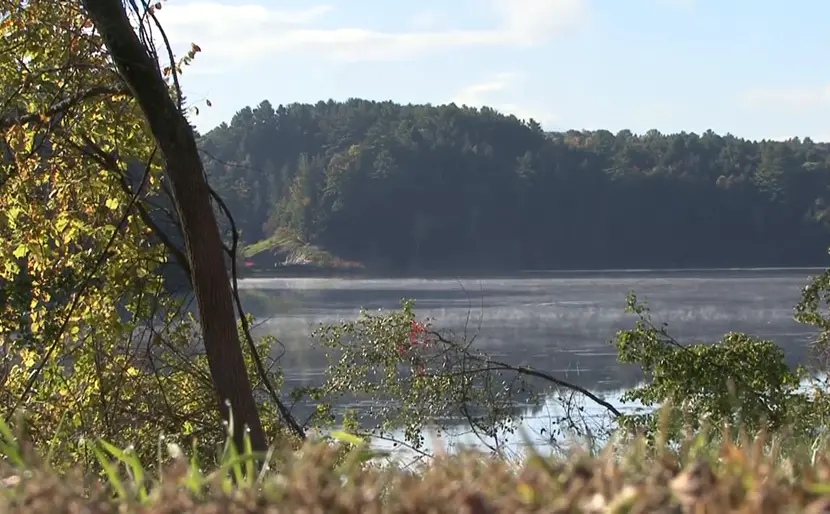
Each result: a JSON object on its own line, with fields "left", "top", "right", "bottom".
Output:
{"left": 330, "top": 430, "right": 364, "bottom": 446}
{"left": 517, "top": 482, "right": 535, "bottom": 504}
{"left": 21, "top": 351, "right": 36, "bottom": 368}
{"left": 7, "top": 206, "right": 21, "bottom": 223}
{"left": 105, "top": 197, "right": 119, "bottom": 210}
{"left": 12, "top": 244, "right": 28, "bottom": 259}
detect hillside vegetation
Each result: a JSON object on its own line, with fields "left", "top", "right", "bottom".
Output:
{"left": 202, "top": 100, "right": 830, "bottom": 271}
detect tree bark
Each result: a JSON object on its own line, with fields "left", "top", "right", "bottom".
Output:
{"left": 81, "top": 0, "right": 267, "bottom": 453}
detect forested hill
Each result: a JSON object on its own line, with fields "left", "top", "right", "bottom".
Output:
{"left": 199, "top": 99, "right": 830, "bottom": 272}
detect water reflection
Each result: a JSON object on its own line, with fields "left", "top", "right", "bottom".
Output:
{"left": 239, "top": 268, "right": 822, "bottom": 452}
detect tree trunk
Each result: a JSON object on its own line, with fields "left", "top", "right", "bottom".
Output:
{"left": 81, "top": 0, "right": 267, "bottom": 453}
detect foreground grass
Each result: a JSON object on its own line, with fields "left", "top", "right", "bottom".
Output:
{"left": 6, "top": 424, "right": 830, "bottom": 513}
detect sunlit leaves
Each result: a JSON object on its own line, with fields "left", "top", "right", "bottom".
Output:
{"left": 0, "top": 0, "right": 234, "bottom": 470}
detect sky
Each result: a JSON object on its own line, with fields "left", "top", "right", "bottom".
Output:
{"left": 153, "top": 0, "right": 830, "bottom": 141}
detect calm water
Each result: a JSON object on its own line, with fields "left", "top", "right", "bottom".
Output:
{"left": 238, "top": 268, "right": 823, "bottom": 455}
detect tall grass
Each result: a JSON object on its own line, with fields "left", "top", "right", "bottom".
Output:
{"left": 4, "top": 407, "right": 830, "bottom": 512}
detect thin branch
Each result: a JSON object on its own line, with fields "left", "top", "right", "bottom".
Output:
{"left": 67, "top": 135, "right": 194, "bottom": 281}
{"left": 355, "top": 431, "right": 434, "bottom": 459}
{"left": 0, "top": 85, "right": 130, "bottom": 129}
{"left": 428, "top": 331, "right": 623, "bottom": 419}
{"left": 139, "top": 0, "right": 183, "bottom": 110}
{"left": 129, "top": 197, "right": 192, "bottom": 279}
{"left": 209, "top": 186, "right": 307, "bottom": 440}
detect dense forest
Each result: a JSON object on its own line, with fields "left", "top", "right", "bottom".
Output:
{"left": 199, "top": 99, "right": 830, "bottom": 272}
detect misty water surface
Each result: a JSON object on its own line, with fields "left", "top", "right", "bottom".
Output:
{"left": 238, "top": 268, "right": 823, "bottom": 455}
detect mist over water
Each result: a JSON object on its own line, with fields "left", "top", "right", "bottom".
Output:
{"left": 238, "top": 268, "right": 823, "bottom": 455}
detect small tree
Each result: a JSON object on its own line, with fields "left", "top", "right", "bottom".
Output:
{"left": 301, "top": 300, "right": 622, "bottom": 454}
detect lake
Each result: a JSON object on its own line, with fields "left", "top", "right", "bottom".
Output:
{"left": 238, "top": 267, "right": 824, "bottom": 457}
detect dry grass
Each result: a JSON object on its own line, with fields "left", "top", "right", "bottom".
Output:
{"left": 5, "top": 431, "right": 830, "bottom": 514}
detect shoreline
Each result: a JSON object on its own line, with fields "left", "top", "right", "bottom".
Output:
{"left": 237, "top": 264, "right": 829, "bottom": 281}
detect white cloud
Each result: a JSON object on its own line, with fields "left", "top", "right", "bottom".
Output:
{"left": 739, "top": 85, "right": 830, "bottom": 110}
{"left": 491, "top": 0, "right": 587, "bottom": 45}
{"left": 451, "top": 73, "right": 556, "bottom": 126}
{"left": 154, "top": 0, "right": 587, "bottom": 64}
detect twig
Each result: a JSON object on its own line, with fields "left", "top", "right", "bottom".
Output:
{"left": 72, "top": 134, "right": 193, "bottom": 280}
{"left": 0, "top": 86, "right": 130, "bottom": 129}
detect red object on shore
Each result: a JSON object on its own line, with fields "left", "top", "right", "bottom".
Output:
{"left": 244, "top": 260, "right": 255, "bottom": 268}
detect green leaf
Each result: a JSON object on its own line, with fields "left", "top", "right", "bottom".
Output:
{"left": 89, "top": 442, "right": 128, "bottom": 500}
{"left": 98, "top": 439, "right": 148, "bottom": 502}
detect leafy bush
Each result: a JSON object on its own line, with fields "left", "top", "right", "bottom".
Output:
{"left": 613, "top": 292, "right": 818, "bottom": 444}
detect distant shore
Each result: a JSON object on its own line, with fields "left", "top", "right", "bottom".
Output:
{"left": 237, "top": 264, "right": 828, "bottom": 281}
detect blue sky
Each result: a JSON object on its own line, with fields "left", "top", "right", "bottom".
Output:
{"left": 155, "top": 0, "right": 830, "bottom": 141}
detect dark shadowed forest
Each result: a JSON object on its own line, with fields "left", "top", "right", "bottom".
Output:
{"left": 201, "top": 99, "right": 830, "bottom": 272}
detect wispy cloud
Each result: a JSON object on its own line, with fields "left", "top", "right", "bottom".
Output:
{"left": 452, "top": 73, "right": 520, "bottom": 105}
{"left": 154, "top": 0, "right": 588, "bottom": 64}
{"left": 452, "top": 73, "right": 556, "bottom": 126}
{"left": 492, "top": 0, "right": 587, "bottom": 45}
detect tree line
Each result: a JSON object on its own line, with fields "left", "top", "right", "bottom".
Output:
{"left": 201, "top": 100, "right": 830, "bottom": 272}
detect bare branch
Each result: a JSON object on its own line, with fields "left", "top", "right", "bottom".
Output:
{"left": 429, "top": 331, "right": 623, "bottom": 419}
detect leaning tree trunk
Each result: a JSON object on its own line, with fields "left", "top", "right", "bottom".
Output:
{"left": 81, "top": 0, "right": 267, "bottom": 453}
